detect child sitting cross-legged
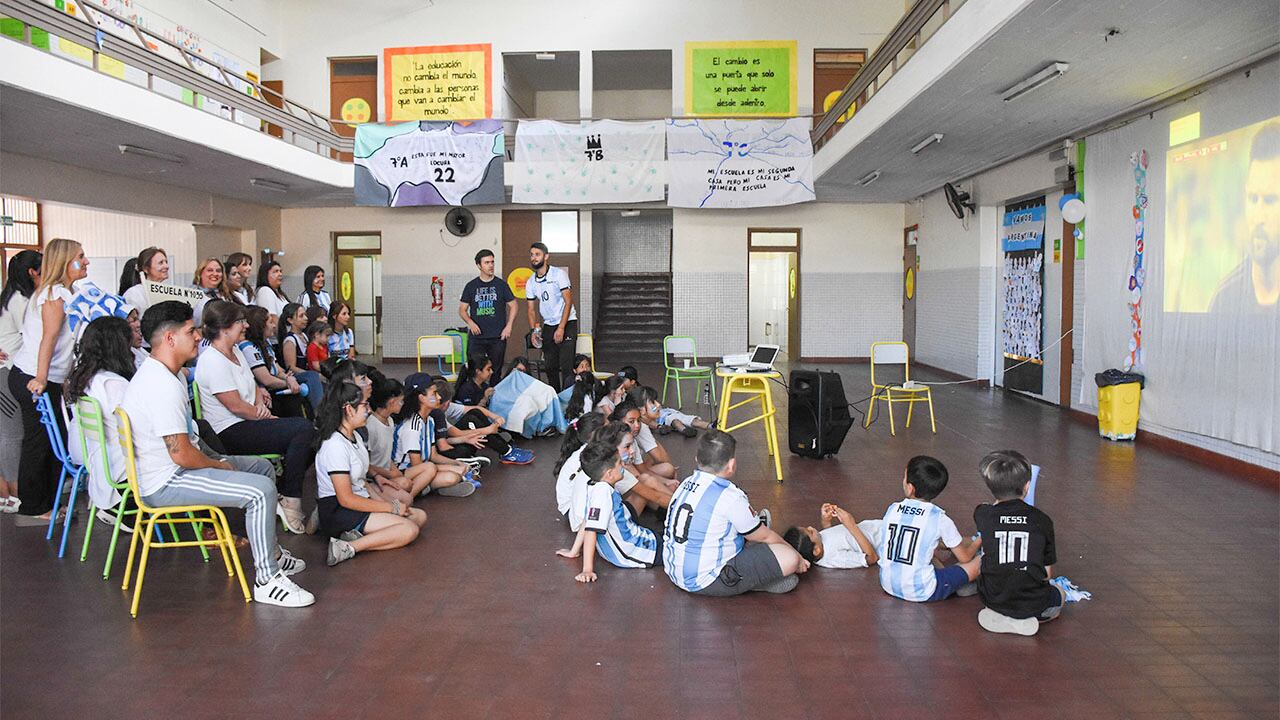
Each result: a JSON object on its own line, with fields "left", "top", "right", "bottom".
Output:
{"left": 783, "top": 503, "right": 883, "bottom": 569}
{"left": 315, "top": 380, "right": 427, "bottom": 567}
{"left": 594, "top": 374, "right": 628, "bottom": 416}
{"left": 305, "top": 321, "right": 331, "bottom": 373}
{"left": 359, "top": 372, "right": 418, "bottom": 508}
{"left": 556, "top": 440, "right": 663, "bottom": 582}
{"left": 556, "top": 416, "right": 671, "bottom": 526}
{"left": 613, "top": 387, "right": 680, "bottom": 481}
{"left": 448, "top": 364, "right": 534, "bottom": 465}
{"left": 877, "top": 455, "right": 982, "bottom": 602}
{"left": 973, "top": 450, "right": 1067, "bottom": 636}
{"left": 391, "top": 377, "right": 477, "bottom": 497}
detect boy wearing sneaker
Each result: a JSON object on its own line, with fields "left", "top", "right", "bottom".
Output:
{"left": 431, "top": 380, "right": 534, "bottom": 466}
{"left": 973, "top": 450, "right": 1066, "bottom": 636}
{"left": 555, "top": 441, "right": 662, "bottom": 582}
{"left": 877, "top": 456, "right": 982, "bottom": 603}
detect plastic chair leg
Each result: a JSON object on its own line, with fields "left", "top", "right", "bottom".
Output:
{"left": 58, "top": 467, "right": 86, "bottom": 558}
{"left": 675, "top": 375, "right": 683, "bottom": 408}
{"left": 210, "top": 511, "right": 234, "bottom": 575}
{"left": 102, "top": 498, "right": 130, "bottom": 580}
{"left": 661, "top": 373, "right": 670, "bottom": 404}
{"left": 46, "top": 466, "right": 68, "bottom": 541}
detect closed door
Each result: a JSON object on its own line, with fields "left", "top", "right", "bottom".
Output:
{"left": 903, "top": 227, "right": 918, "bottom": 351}
{"left": 812, "top": 49, "right": 865, "bottom": 134}
{"left": 501, "top": 210, "right": 581, "bottom": 364}
{"left": 329, "top": 57, "right": 378, "bottom": 162}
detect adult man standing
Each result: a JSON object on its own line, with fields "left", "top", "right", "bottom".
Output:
{"left": 459, "top": 249, "right": 517, "bottom": 379}
{"left": 663, "top": 430, "right": 809, "bottom": 596}
{"left": 525, "top": 242, "right": 577, "bottom": 389}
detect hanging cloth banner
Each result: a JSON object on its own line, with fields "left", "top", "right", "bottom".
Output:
{"left": 1001, "top": 199, "right": 1046, "bottom": 395}
{"left": 666, "top": 118, "right": 814, "bottom": 209}
{"left": 512, "top": 119, "right": 665, "bottom": 204}
{"left": 354, "top": 120, "right": 505, "bottom": 207}
{"left": 1125, "top": 150, "right": 1148, "bottom": 372}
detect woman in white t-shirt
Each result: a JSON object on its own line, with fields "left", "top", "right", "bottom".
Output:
{"left": 8, "top": 238, "right": 88, "bottom": 523}
{"left": 254, "top": 260, "right": 290, "bottom": 318}
{"left": 63, "top": 316, "right": 135, "bottom": 525}
{"left": 0, "top": 249, "right": 42, "bottom": 513}
{"left": 226, "top": 252, "right": 254, "bottom": 305}
{"left": 119, "top": 247, "right": 169, "bottom": 313}
{"left": 296, "top": 265, "right": 332, "bottom": 309}
{"left": 194, "top": 300, "right": 315, "bottom": 533}
{"left": 315, "top": 380, "right": 426, "bottom": 566}
{"left": 192, "top": 257, "right": 234, "bottom": 325}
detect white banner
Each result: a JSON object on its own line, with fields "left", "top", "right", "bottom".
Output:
{"left": 666, "top": 118, "right": 814, "bottom": 208}
{"left": 354, "top": 120, "right": 505, "bottom": 206}
{"left": 144, "top": 279, "right": 207, "bottom": 308}
{"left": 512, "top": 119, "right": 665, "bottom": 204}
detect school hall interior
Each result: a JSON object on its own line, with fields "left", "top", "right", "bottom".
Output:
{"left": 0, "top": 0, "right": 1277, "bottom": 718}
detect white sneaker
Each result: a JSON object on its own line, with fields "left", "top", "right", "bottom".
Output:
{"left": 277, "top": 547, "right": 306, "bottom": 576}
{"left": 978, "top": 607, "right": 1039, "bottom": 636}
{"left": 276, "top": 499, "right": 305, "bottom": 534}
{"left": 96, "top": 507, "right": 134, "bottom": 534}
{"left": 254, "top": 570, "right": 315, "bottom": 608}
{"left": 327, "top": 538, "right": 356, "bottom": 566}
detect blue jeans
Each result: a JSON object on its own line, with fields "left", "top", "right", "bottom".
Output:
{"left": 294, "top": 370, "right": 324, "bottom": 411}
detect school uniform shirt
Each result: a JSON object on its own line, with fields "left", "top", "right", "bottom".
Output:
{"left": 315, "top": 431, "right": 371, "bottom": 501}
{"left": 232, "top": 287, "right": 251, "bottom": 305}
{"left": 525, "top": 265, "right": 577, "bottom": 326}
{"left": 0, "top": 292, "right": 30, "bottom": 369}
{"left": 429, "top": 409, "right": 452, "bottom": 448}
{"left": 296, "top": 289, "right": 332, "bottom": 309}
{"left": 663, "top": 470, "right": 763, "bottom": 592}
{"left": 13, "top": 283, "right": 76, "bottom": 383}
{"left": 460, "top": 276, "right": 515, "bottom": 339}
{"left": 816, "top": 520, "right": 885, "bottom": 570}
{"left": 366, "top": 414, "right": 395, "bottom": 471}
{"left": 131, "top": 346, "right": 147, "bottom": 370}
{"left": 281, "top": 332, "right": 308, "bottom": 371}
{"left": 122, "top": 283, "right": 150, "bottom": 314}
{"left": 66, "top": 371, "right": 129, "bottom": 510}
{"left": 456, "top": 380, "right": 485, "bottom": 407}
{"left": 582, "top": 479, "right": 658, "bottom": 569}
{"left": 444, "top": 401, "right": 467, "bottom": 424}
{"left": 327, "top": 327, "right": 354, "bottom": 356}
{"left": 555, "top": 446, "right": 585, "bottom": 517}
{"left": 194, "top": 344, "right": 258, "bottom": 434}
{"left": 974, "top": 499, "right": 1058, "bottom": 619}
{"left": 237, "top": 340, "right": 272, "bottom": 375}
{"left": 254, "top": 285, "right": 290, "bottom": 317}
{"left": 392, "top": 413, "right": 435, "bottom": 470}
{"left": 877, "top": 498, "right": 964, "bottom": 602}
{"left": 595, "top": 395, "right": 617, "bottom": 416}
{"left": 121, "top": 357, "right": 200, "bottom": 497}
{"left": 635, "top": 423, "right": 658, "bottom": 454}
{"left": 565, "top": 456, "right": 639, "bottom": 530}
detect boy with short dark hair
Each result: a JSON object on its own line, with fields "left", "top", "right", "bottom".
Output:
{"left": 974, "top": 450, "right": 1066, "bottom": 636}
{"left": 783, "top": 502, "right": 882, "bottom": 569}
{"left": 877, "top": 455, "right": 981, "bottom": 602}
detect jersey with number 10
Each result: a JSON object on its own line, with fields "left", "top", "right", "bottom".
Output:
{"left": 663, "top": 471, "right": 762, "bottom": 592}
{"left": 877, "top": 498, "right": 963, "bottom": 602}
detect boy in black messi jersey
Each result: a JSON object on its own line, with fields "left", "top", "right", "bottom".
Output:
{"left": 973, "top": 450, "right": 1066, "bottom": 636}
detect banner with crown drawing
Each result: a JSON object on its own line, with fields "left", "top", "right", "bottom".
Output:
{"left": 512, "top": 119, "right": 666, "bottom": 204}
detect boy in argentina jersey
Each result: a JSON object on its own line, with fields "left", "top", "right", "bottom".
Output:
{"left": 878, "top": 455, "right": 982, "bottom": 602}
{"left": 556, "top": 441, "right": 661, "bottom": 582}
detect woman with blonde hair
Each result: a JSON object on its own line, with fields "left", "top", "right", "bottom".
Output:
{"left": 192, "top": 257, "right": 233, "bottom": 323}
{"left": 119, "top": 246, "right": 169, "bottom": 312}
{"left": 7, "top": 238, "right": 89, "bottom": 525}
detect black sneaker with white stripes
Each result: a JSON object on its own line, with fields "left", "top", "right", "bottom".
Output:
{"left": 277, "top": 547, "right": 306, "bottom": 576}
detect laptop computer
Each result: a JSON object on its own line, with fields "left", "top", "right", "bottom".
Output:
{"left": 723, "top": 344, "right": 780, "bottom": 372}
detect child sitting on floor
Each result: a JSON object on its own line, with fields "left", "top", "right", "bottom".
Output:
{"left": 431, "top": 379, "right": 534, "bottom": 467}
{"left": 556, "top": 440, "right": 663, "bottom": 583}
{"left": 361, "top": 373, "right": 417, "bottom": 507}
{"left": 877, "top": 455, "right": 982, "bottom": 602}
{"left": 561, "top": 371, "right": 598, "bottom": 418}
{"left": 391, "top": 377, "right": 477, "bottom": 497}
{"left": 973, "top": 450, "right": 1067, "bottom": 636}
{"left": 305, "top": 321, "right": 331, "bottom": 373}
{"left": 455, "top": 356, "right": 497, "bottom": 407}
{"left": 609, "top": 397, "right": 677, "bottom": 482}
{"left": 595, "top": 374, "right": 628, "bottom": 415}
{"left": 314, "top": 381, "right": 426, "bottom": 566}
{"left": 783, "top": 503, "right": 883, "bottom": 569}
{"left": 554, "top": 412, "right": 609, "bottom": 521}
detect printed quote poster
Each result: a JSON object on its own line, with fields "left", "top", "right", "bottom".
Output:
{"left": 686, "top": 40, "right": 797, "bottom": 116}
{"left": 354, "top": 120, "right": 504, "bottom": 207}
{"left": 384, "top": 44, "right": 492, "bottom": 121}
{"left": 666, "top": 118, "right": 814, "bottom": 208}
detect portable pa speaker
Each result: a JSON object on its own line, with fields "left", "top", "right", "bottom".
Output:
{"left": 788, "top": 369, "right": 854, "bottom": 458}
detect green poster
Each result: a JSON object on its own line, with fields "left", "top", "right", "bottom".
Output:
{"left": 686, "top": 41, "right": 796, "bottom": 116}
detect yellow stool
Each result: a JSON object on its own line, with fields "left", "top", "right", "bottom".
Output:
{"left": 715, "top": 367, "right": 783, "bottom": 482}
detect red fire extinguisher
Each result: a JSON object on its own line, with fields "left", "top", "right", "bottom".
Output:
{"left": 430, "top": 276, "right": 443, "bottom": 311}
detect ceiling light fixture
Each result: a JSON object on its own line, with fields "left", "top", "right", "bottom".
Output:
{"left": 910, "top": 133, "right": 944, "bottom": 155}
{"left": 118, "top": 144, "right": 185, "bottom": 164}
{"left": 249, "top": 178, "right": 289, "bottom": 193}
{"left": 1001, "top": 62, "right": 1069, "bottom": 102}
{"left": 856, "top": 170, "right": 881, "bottom": 186}
{"left": 620, "top": 209, "right": 641, "bottom": 217}
{"left": 535, "top": 52, "right": 556, "bottom": 61}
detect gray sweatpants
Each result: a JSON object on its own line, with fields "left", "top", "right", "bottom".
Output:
{"left": 0, "top": 366, "right": 22, "bottom": 482}
{"left": 143, "top": 455, "right": 279, "bottom": 585}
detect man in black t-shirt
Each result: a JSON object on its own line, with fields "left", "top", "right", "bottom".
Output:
{"left": 459, "top": 249, "right": 517, "bottom": 384}
{"left": 973, "top": 450, "right": 1066, "bottom": 636}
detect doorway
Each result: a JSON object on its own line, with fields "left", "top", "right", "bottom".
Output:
{"left": 903, "top": 225, "right": 918, "bottom": 351}
{"left": 747, "top": 229, "right": 801, "bottom": 360}
{"left": 332, "top": 232, "right": 382, "bottom": 356}
{"left": 501, "top": 210, "right": 581, "bottom": 366}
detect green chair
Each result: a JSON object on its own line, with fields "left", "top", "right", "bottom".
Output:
{"left": 190, "top": 380, "right": 285, "bottom": 474}
{"left": 662, "top": 336, "right": 716, "bottom": 409}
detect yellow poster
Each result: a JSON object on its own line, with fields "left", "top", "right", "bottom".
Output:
{"left": 384, "top": 44, "right": 492, "bottom": 121}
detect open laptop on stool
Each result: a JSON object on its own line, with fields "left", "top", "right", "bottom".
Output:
{"left": 722, "top": 344, "right": 780, "bottom": 373}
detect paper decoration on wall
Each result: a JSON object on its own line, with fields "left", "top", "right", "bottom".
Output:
{"left": 685, "top": 40, "right": 797, "bottom": 116}
{"left": 1001, "top": 200, "right": 1046, "bottom": 394}
{"left": 507, "top": 267, "right": 533, "bottom": 299}
{"left": 383, "top": 44, "right": 492, "bottom": 121}
{"left": 512, "top": 120, "right": 665, "bottom": 204}
{"left": 666, "top": 118, "right": 814, "bottom": 209}
{"left": 1125, "top": 150, "right": 1148, "bottom": 372}
{"left": 354, "top": 121, "right": 504, "bottom": 207}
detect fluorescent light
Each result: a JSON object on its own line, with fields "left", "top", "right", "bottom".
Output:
{"left": 118, "top": 144, "right": 185, "bottom": 164}
{"left": 620, "top": 210, "right": 641, "bottom": 217}
{"left": 856, "top": 170, "right": 881, "bottom": 186}
{"left": 250, "top": 178, "right": 289, "bottom": 193}
{"left": 535, "top": 52, "right": 556, "bottom": 61}
{"left": 1001, "top": 62, "right": 1069, "bottom": 102}
{"left": 910, "top": 134, "right": 943, "bottom": 154}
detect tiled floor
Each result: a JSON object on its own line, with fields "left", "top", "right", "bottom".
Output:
{"left": 2, "top": 362, "right": 1276, "bottom": 719}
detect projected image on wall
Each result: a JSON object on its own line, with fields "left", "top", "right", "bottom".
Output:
{"left": 1165, "top": 116, "right": 1280, "bottom": 313}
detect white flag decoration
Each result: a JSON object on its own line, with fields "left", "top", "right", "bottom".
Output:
{"left": 513, "top": 119, "right": 665, "bottom": 204}
{"left": 666, "top": 118, "right": 815, "bottom": 208}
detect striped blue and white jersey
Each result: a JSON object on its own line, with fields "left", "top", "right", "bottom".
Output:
{"left": 663, "top": 470, "right": 762, "bottom": 592}
{"left": 583, "top": 480, "right": 658, "bottom": 569}
{"left": 327, "top": 327, "right": 354, "bottom": 355}
{"left": 877, "top": 498, "right": 964, "bottom": 602}
{"left": 391, "top": 413, "right": 435, "bottom": 470}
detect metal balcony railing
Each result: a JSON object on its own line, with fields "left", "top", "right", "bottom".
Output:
{"left": 0, "top": 0, "right": 353, "bottom": 157}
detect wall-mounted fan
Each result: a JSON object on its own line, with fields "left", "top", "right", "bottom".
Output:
{"left": 944, "top": 182, "right": 975, "bottom": 220}
{"left": 445, "top": 207, "right": 476, "bottom": 237}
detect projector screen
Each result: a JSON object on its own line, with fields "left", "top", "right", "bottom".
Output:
{"left": 1164, "top": 116, "right": 1280, "bottom": 312}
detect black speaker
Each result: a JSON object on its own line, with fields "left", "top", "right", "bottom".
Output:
{"left": 788, "top": 369, "right": 854, "bottom": 458}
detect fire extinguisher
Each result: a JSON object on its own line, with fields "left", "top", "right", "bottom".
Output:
{"left": 430, "top": 276, "right": 443, "bottom": 311}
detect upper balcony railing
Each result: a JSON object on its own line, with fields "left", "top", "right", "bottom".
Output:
{"left": 811, "top": 0, "right": 965, "bottom": 150}
{"left": 0, "top": 0, "right": 353, "bottom": 158}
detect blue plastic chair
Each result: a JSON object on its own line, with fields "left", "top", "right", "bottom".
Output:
{"left": 36, "top": 393, "right": 86, "bottom": 557}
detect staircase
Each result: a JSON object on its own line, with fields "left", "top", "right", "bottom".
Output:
{"left": 594, "top": 273, "right": 672, "bottom": 364}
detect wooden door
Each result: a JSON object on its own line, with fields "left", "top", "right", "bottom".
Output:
{"left": 812, "top": 50, "right": 865, "bottom": 132}
{"left": 501, "top": 210, "right": 581, "bottom": 366}
{"left": 903, "top": 226, "right": 918, "bottom": 352}
{"left": 263, "top": 80, "right": 284, "bottom": 138}
{"left": 329, "top": 57, "right": 378, "bottom": 162}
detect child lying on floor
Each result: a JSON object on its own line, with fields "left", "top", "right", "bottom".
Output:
{"left": 783, "top": 503, "right": 883, "bottom": 569}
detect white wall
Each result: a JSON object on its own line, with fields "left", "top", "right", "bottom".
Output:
{"left": 534, "top": 90, "right": 580, "bottom": 119}
{"left": 133, "top": 0, "right": 282, "bottom": 70}
{"left": 592, "top": 90, "right": 672, "bottom": 120}
{"left": 39, "top": 201, "right": 198, "bottom": 288}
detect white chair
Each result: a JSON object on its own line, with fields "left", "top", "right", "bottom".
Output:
{"left": 416, "top": 335, "right": 458, "bottom": 381}
{"left": 867, "top": 341, "right": 935, "bottom": 435}
{"left": 575, "top": 333, "right": 613, "bottom": 381}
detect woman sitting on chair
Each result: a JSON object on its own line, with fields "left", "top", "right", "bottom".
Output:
{"left": 239, "top": 305, "right": 308, "bottom": 419}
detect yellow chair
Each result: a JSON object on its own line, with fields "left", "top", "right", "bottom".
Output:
{"left": 867, "top": 341, "right": 936, "bottom": 435}
{"left": 715, "top": 367, "right": 783, "bottom": 482}
{"left": 416, "top": 335, "right": 458, "bottom": 381}
{"left": 575, "top": 333, "right": 613, "bottom": 381}
{"left": 116, "top": 408, "right": 251, "bottom": 617}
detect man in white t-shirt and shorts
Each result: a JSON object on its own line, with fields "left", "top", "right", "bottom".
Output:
{"left": 524, "top": 242, "right": 577, "bottom": 391}
{"left": 121, "top": 301, "right": 313, "bottom": 608}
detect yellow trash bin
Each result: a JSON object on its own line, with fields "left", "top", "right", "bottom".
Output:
{"left": 1095, "top": 370, "right": 1143, "bottom": 441}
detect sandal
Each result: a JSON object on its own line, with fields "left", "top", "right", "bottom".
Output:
{"left": 0, "top": 497, "right": 20, "bottom": 514}
{"left": 202, "top": 525, "right": 250, "bottom": 548}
